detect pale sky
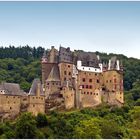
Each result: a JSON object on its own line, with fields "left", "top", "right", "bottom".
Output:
{"left": 0, "top": 1, "right": 140, "bottom": 59}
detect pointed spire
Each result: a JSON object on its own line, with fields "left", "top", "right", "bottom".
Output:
{"left": 42, "top": 50, "right": 47, "bottom": 63}
{"left": 120, "top": 60, "right": 123, "bottom": 71}
{"left": 43, "top": 50, "right": 47, "bottom": 58}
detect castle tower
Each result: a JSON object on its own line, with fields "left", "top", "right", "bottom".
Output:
{"left": 48, "top": 46, "right": 59, "bottom": 63}
{"left": 41, "top": 50, "right": 48, "bottom": 90}
{"left": 102, "top": 57, "right": 124, "bottom": 105}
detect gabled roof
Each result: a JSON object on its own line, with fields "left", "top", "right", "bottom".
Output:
{"left": 46, "top": 64, "right": 60, "bottom": 82}
{"left": 0, "top": 82, "right": 24, "bottom": 95}
{"left": 110, "top": 56, "right": 117, "bottom": 69}
{"left": 29, "top": 79, "right": 44, "bottom": 96}
{"left": 77, "top": 51, "right": 99, "bottom": 67}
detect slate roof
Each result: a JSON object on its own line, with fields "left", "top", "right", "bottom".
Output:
{"left": 110, "top": 56, "right": 117, "bottom": 69}
{"left": 46, "top": 64, "right": 60, "bottom": 82}
{"left": 29, "top": 79, "right": 44, "bottom": 96}
{"left": 76, "top": 51, "right": 99, "bottom": 67}
{"left": 59, "top": 46, "right": 73, "bottom": 63}
{"left": 43, "top": 63, "right": 56, "bottom": 80}
{"left": 0, "top": 82, "right": 24, "bottom": 95}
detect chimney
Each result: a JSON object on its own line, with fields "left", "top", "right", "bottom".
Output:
{"left": 97, "top": 55, "right": 100, "bottom": 60}
{"left": 116, "top": 60, "right": 120, "bottom": 70}
{"left": 108, "top": 59, "right": 111, "bottom": 70}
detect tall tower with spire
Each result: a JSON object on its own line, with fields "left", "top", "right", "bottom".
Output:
{"left": 41, "top": 50, "right": 48, "bottom": 92}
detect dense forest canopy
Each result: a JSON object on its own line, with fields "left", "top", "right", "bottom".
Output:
{"left": 0, "top": 105, "right": 140, "bottom": 139}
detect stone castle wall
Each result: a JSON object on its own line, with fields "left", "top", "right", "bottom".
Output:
{"left": 61, "top": 86, "right": 75, "bottom": 109}
{"left": 0, "top": 94, "right": 21, "bottom": 117}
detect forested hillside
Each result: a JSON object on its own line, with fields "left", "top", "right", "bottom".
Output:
{"left": 0, "top": 45, "right": 140, "bottom": 92}
{"left": 0, "top": 46, "right": 140, "bottom": 138}
{"left": 0, "top": 46, "right": 46, "bottom": 92}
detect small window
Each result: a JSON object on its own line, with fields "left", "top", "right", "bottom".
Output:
{"left": 36, "top": 97, "right": 38, "bottom": 99}
{"left": 89, "top": 79, "right": 92, "bottom": 82}
{"left": 33, "top": 97, "right": 34, "bottom": 99}
{"left": 52, "top": 83, "right": 54, "bottom": 85}
{"left": 64, "top": 71, "right": 67, "bottom": 75}
{"left": 83, "top": 67, "right": 84, "bottom": 70}
{"left": 89, "top": 85, "right": 92, "bottom": 89}
{"left": 68, "top": 65, "right": 70, "bottom": 68}
{"left": 64, "top": 77, "right": 66, "bottom": 81}
{"left": 97, "top": 79, "right": 100, "bottom": 83}
{"left": 83, "top": 78, "right": 85, "bottom": 82}
{"left": 106, "top": 80, "right": 108, "bottom": 83}
{"left": 90, "top": 92, "right": 92, "bottom": 95}
{"left": 96, "top": 93, "right": 98, "bottom": 95}
{"left": 69, "top": 72, "right": 71, "bottom": 76}
{"left": 95, "top": 73, "right": 97, "bottom": 76}
{"left": 47, "top": 83, "right": 49, "bottom": 85}
{"left": 84, "top": 92, "right": 86, "bottom": 94}
{"left": 114, "top": 85, "right": 117, "bottom": 90}
{"left": 13, "top": 96, "right": 15, "bottom": 98}
{"left": 87, "top": 92, "right": 89, "bottom": 94}
{"left": 10, "top": 107, "right": 12, "bottom": 110}
{"left": 110, "top": 80, "right": 112, "bottom": 83}
{"left": 33, "top": 104, "right": 35, "bottom": 107}
{"left": 6, "top": 96, "right": 8, "bottom": 98}
{"left": 86, "top": 85, "right": 88, "bottom": 89}
{"left": 82, "top": 85, "right": 84, "bottom": 88}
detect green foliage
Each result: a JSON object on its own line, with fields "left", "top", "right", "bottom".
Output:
{"left": 36, "top": 113, "right": 48, "bottom": 128}
{"left": 0, "top": 106, "right": 140, "bottom": 139}
{"left": 15, "top": 113, "right": 38, "bottom": 139}
{"left": 73, "top": 118, "right": 102, "bottom": 139}
{"left": 0, "top": 58, "right": 41, "bottom": 92}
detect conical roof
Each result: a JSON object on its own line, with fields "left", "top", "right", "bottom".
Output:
{"left": 29, "top": 79, "right": 44, "bottom": 96}
{"left": 46, "top": 64, "right": 60, "bottom": 82}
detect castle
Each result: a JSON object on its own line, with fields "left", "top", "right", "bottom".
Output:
{"left": 0, "top": 46, "right": 124, "bottom": 120}
{"left": 42, "top": 46, "right": 124, "bottom": 110}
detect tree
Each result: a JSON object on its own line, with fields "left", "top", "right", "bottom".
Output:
{"left": 73, "top": 118, "right": 102, "bottom": 139}
{"left": 15, "top": 113, "right": 38, "bottom": 139}
{"left": 36, "top": 113, "right": 48, "bottom": 128}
